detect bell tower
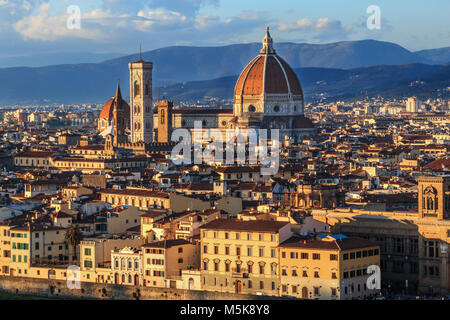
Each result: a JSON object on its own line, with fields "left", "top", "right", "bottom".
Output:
{"left": 417, "top": 176, "right": 450, "bottom": 220}
{"left": 129, "top": 53, "right": 153, "bottom": 143}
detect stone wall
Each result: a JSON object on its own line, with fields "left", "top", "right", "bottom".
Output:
{"left": 0, "top": 276, "right": 282, "bottom": 300}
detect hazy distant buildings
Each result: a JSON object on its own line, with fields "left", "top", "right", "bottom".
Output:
{"left": 406, "top": 97, "right": 421, "bottom": 113}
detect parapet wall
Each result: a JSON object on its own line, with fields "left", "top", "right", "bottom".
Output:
{"left": 0, "top": 276, "right": 280, "bottom": 300}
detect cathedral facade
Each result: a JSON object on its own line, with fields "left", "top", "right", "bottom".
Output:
{"left": 99, "top": 27, "right": 315, "bottom": 151}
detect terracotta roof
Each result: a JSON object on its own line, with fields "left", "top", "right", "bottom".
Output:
{"left": 142, "top": 239, "right": 190, "bottom": 249}
{"left": 279, "top": 236, "right": 379, "bottom": 251}
{"left": 215, "top": 166, "right": 261, "bottom": 173}
{"left": 234, "top": 37, "right": 303, "bottom": 98}
{"left": 17, "top": 151, "right": 54, "bottom": 158}
{"left": 200, "top": 218, "right": 288, "bottom": 232}
{"left": 172, "top": 108, "right": 233, "bottom": 115}
{"left": 423, "top": 158, "right": 450, "bottom": 170}
{"left": 99, "top": 97, "right": 130, "bottom": 120}
{"left": 99, "top": 188, "right": 169, "bottom": 198}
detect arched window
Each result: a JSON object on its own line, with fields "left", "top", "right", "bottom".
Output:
{"left": 134, "top": 81, "right": 140, "bottom": 97}
{"left": 248, "top": 105, "right": 256, "bottom": 112}
{"left": 160, "top": 109, "right": 165, "bottom": 124}
{"left": 302, "top": 287, "right": 308, "bottom": 299}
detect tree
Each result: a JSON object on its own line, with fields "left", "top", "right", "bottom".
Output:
{"left": 65, "top": 225, "right": 83, "bottom": 262}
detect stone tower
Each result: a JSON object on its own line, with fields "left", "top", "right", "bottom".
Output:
{"left": 112, "top": 82, "right": 128, "bottom": 146}
{"left": 417, "top": 176, "right": 450, "bottom": 220}
{"left": 129, "top": 56, "right": 153, "bottom": 143}
{"left": 156, "top": 100, "right": 173, "bottom": 143}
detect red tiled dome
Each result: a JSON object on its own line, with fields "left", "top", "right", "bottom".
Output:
{"left": 234, "top": 30, "right": 303, "bottom": 98}
{"left": 99, "top": 97, "right": 130, "bottom": 120}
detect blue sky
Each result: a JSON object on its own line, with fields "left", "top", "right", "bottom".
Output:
{"left": 1, "top": 0, "right": 448, "bottom": 58}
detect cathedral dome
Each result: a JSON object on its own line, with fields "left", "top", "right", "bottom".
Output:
{"left": 99, "top": 97, "right": 130, "bottom": 121}
{"left": 98, "top": 82, "right": 130, "bottom": 132}
{"left": 234, "top": 27, "right": 303, "bottom": 98}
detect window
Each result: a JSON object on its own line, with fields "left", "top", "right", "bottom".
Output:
{"left": 259, "top": 265, "right": 265, "bottom": 274}
{"left": 203, "top": 245, "right": 208, "bottom": 254}
{"left": 259, "top": 248, "right": 264, "bottom": 257}
{"left": 225, "top": 233, "right": 229, "bottom": 239}
{"left": 331, "top": 288, "right": 337, "bottom": 296}
{"left": 301, "top": 253, "right": 308, "bottom": 259}
{"left": 203, "top": 262, "right": 208, "bottom": 270}
{"left": 236, "top": 247, "right": 241, "bottom": 256}
{"left": 225, "top": 246, "right": 230, "bottom": 255}
{"left": 214, "top": 246, "right": 218, "bottom": 254}
{"left": 271, "top": 249, "right": 276, "bottom": 258}
{"left": 350, "top": 252, "right": 356, "bottom": 259}
{"left": 314, "top": 287, "right": 320, "bottom": 295}
{"left": 302, "top": 270, "right": 308, "bottom": 277}
{"left": 247, "top": 247, "right": 252, "bottom": 256}
{"left": 259, "top": 281, "right": 264, "bottom": 289}
{"left": 314, "top": 271, "right": 319, "bottom": 278}
{"left": 331, "top": 272, "right": 337, "bottom": 279}
{"left": 330, "top": 254, "right": 337, "bottom": 261}
{"left": 312, "top": 253, "right": 320, "bottom": 260}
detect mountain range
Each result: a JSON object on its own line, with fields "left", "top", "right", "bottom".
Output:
{"left": 158, "top": 64, "right": 450, "bottom": 103}
{"left": 0, "top": 39, "right": 448, "bottom": 105}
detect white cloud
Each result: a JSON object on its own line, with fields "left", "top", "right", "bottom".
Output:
{"left": 278, "top": 18, "right": 313, "bottom": 32}
{"left": 13, "top": 2, "right": 106, "bottom": 41}
{"left": 136, "top": 9, "right": 189, "bottom": 31}
{"left": 277, "top": 17, "right": 353, "bottom": 40}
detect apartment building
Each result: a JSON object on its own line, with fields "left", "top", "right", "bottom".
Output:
{"left": 142, "top": 239, "right": 200, "bottom": 288}
{"left": 200, "top": 219, "right": 292, "bottom": 296}
{"left": 279, "top": 235, "right": 380, "bottom": 300}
